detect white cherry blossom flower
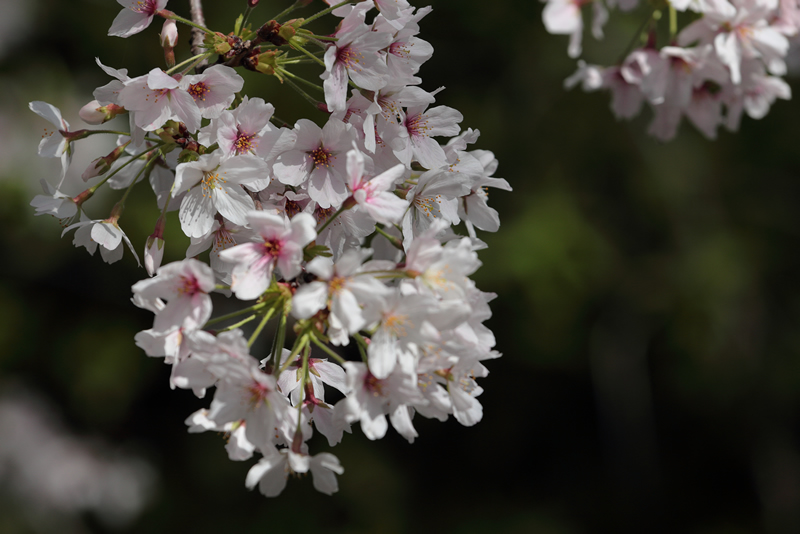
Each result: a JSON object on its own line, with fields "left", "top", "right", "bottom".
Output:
{"left": 109, "top": 0, "right": 168, "bottom": 38}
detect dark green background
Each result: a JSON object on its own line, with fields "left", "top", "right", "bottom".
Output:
{"left": 1, "top": 0, "right": 799, "bottom": 532}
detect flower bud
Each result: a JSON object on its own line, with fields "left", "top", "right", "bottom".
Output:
{"left": 160, "top": 20, "right": 178, "bottom": 67}
{"left": 247, "top": 0, "right": 259, "bottom": 6}
{"left": 79, "top": 100, "right": 106, "bottom": 125}
{"left": 81, "top": 142, "right": 130, "bottom": 182}
{"left": 144, "top": 235, "right": 166, "bottom": 277}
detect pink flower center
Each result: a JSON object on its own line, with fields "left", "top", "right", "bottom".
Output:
{"left": 389, "top": 41, "right": 411, "bottom": 59}
{"left": 263, "top": 239, "right": 282, "bottom": 257}
{"left": 131, "top": 0, "right": 159, "bottom": 14}
{"left": 234, "top": 130, "right": 258, "bottom": 155}
{"left": 364, "top": 371, "right": 384, "bottom": 397}
{"left": 188, "top": 82, "right": 211, "bottom": 102}
{"left": 246, "top": 381, "right": 270, "bottom": 407}
{"left": 336, "top": 46, "right": 364, "bottom": 69}
{"left": 178, "top": 275, "right": 201, "bottom": 296}
{"left": 405, "top": 113, "right": 430, "bottom": 138}
{"left": 309, "top": 146, "right": 334, "bottom": 168}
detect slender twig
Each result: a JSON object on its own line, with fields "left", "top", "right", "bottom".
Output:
{"left": 189, "top": 0, "right": 210, "bottom": 70}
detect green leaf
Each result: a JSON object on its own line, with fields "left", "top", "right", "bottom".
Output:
{"left": 304, "top": 244, "right": 333, "bottom": 262}
{"left": 234, "top": 14, "right": 244, "bottom": 36}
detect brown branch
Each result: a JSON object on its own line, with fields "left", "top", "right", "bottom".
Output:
{"left": 189, "top": 0, "right": 209, "bottom": 70}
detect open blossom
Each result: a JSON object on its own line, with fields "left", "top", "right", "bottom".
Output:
{"left": 63, "top": 215, "right": 141, "bottom": 266}
{"left": 173, "top": 152, "right": 269, "bottom": 238}
{"left": 109, "top": 0, "right": 168, "bottom": 38}
{"left": 118, "top": 68, "right": 201, "bottom": 132}
{"left": 246, "top": 447, "right": 344, "bottom": 497}
{"left": 220, "top": 212, "right": 317, "bottom": 300}
{"left": 182, "top": 65, "right": 244, "bottom": 119}
{"left": 345, "top": 147, "right": 409, "bottom": 225}
{"left": 29, "top": 101, "right": 72, "bottom": 184}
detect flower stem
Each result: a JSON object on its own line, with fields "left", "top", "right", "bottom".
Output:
{"left": 161, "top": 10, "right": 214, "bottom": 35}
{"left": 270, "top": 313, "right": 288, "bottom": 371}
{"left": 317, "top": 204, "right": 348, "bottom": 234}
{"left": 310, "top": 334, "right": 347, "bottom": 365}
{"left": 280, "top": 69, "right": 324, "bottom": 93}
{"left": 204, "top": 301, "right": 268, "bottom": 327}
{"left": 301, "top": 0, "right": 352, "bottom": 27}
{"left": 166, "top": 52, "right": 211, "bottom": 75}
{"left": 290, "top": 42, "right": 326, "bottom": 68}
{"left": 248, "top": 306, "right": 277, "bottom": 347}
{"left": 217, "top": 314, "right": 258, "bottom": 332}
{"left": 280, "top": 72, "right": 322, "bottom": 107}
{"left": 272, "top": 0, "right": 303, "bottom": 22}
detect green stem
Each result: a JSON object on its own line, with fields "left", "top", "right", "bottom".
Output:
{"left": 290, "top": 42, "right": 326, "bottom": 68}
{"left": 317, "top": 204, "right": 348, "bottom": 234}
{"left": 272, "top": 0, "right": 303, "bottom": 22}
{"left": 217, "top": 314, "right": 258, "bottom": 332}
{"left": 301, "top": 0, "right": 352, "bottom": 26}
{"left": 374, "top": 225, "right": 404, "bottom": 250}
{"left": 669, "top": 5, "right": 677, "bottom": 39}
{"left": 240, "top": 5, "right": 254, "bottom": 36}
{"left": 248, "top": 307, "right": 277, "bottom": 347}
{"left": 617, "top": 7, "right": 657, "bottom": 64}
{"left": 310, "top": 334, "right": 347, "bottom": 365}
{"left": 276, "top": 333, "right": 309, "bottom": 380}
{"left": 280, "top": 72, "right": 322, "bottom": 107}
{"left": 353, "top": 332, "right": 369, "bottom": 363}
{"left": 181, "top": 52, "right": 214, "bottom": 75}
{"left": 204, "top": 301, "right": 268, "bottom": 327}
{"left": 270, "top": 313, "right": 288, "bottom": 371}
{"left": 281, "top": 69, "right": 325, "bottom": 93}
{"left": 161, "top": 11, "right": 215, "bottom": 35}
{"left": 165, "top": 52, "right": 210, "bottom": 75}
{"left": 118, "top": 149, "right": 159, "bottom": 207}
{"left": 88, "top": 144, "right": 163, "bottom": 194}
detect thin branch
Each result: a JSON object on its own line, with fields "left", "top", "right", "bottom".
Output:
{"left": 190, "top": 0, "right": 210, "bottom": 71}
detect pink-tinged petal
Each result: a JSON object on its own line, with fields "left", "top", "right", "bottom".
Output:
{"left": 323, "top": 63, "right": 350, "bottom": 113}
{"left": 308, "top": 167, "right": 348, "bottom": 208}
{"left": 173, "top": 161, "right": 206, "bottom": 194}
{"left": 168, "top": 89, "right": 202, "bottom": 132}
{"left": 245, "top": 453, "right": 286, "bottom": 496}
{"left": 37, "top": 134, "right": 65, "bottom": 159}
{"left": 273, "top": 150, "right": 312, "bottom": 186}
{"left": 346, "top": 148, "right": 366, "bottom": 188}
{"left": 306, "top": 256, "right": 335, "bottom": 279}
{"left": 214, "top": 185, "right": 255, "bottom": 227}
{"left": 369, "top": 163, "right": 406, "bottom": 191}
{"left": 91, "top": 222, "right": 123, "bottom": 250}
{"left": 364, "top": 192, "right": 409, "bottom": 225}
{"left": 108, "top": 8, "right": 151, "bottom": 37}
{"left": 289, "top": 212, "right": 317, "bottom": 247}
{"left": 411, "top": 136, "right": 448, "bottom": 170}
{"left": 331, "top": 289, "right": 364, "bottom": 334}
{"left": 218, "top": 155, "right": 270, "bottom": 185}
{"left": 276, "top": 242, "right": 304, "bottom": 280}
{"left": 228, "top": 254, "right": 274, "bottom": 300}
{"left": 450, "top": 384, "right": 483, "bottom": 426}
{"left": 293, "top": 283, "right": 329, "bottom": 319}
{"left": 179, "top": 189, "right": 216, "bottom": 238}
{"left": 368, "top": 328, "right": 397, "bottom": 379}
{"left": 389, "top": 405, "right": 417, "bottom": 443}
{"left": 147, "top": 68, "right": 180, "bottom": 90}
{"left": 29, "top": 101, "right": 65, "bottom": 129}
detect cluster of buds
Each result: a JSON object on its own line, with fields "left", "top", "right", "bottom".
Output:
{"left": 29, "top": 0, "right": 509, "bottom": 497}
{"left": 543, "top": 0, "right": 797, "bottom": 140}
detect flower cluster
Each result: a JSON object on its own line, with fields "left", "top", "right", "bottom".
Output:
{"left": 30, "top": 0, "right": 509, "bottom": 497}
{"left": 543, "top": 0, "right": 796, "bottom": 140}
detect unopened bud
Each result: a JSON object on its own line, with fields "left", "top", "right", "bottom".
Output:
{"left": 81, "top": 142, "right": 130, "bottom": 182}
{"left": 144, "top": 235, "right": 165, "bottom": 276}
{"left": 160, "top": 20, "right": 178, "bottom": 67}
{"left": 79, "top": 101, "right": 126, "bottom": 125}
{"left": 247, "top": 0, "right": 259, "bottom": 6}
{"left": 79, "top": 100, "right": 106, "bottom": 125}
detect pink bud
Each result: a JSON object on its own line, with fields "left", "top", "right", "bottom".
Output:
{"left": 79, "top": 100, "right": 106, "bottom": 125}
{"left": 160, "top": 19, "right": 178, "bottom": 47}
{"left": 82, "top": 157, "right": 104, "bottom": 181}
{"left": 145, "top": 235, "right": 166, "bottom": 277}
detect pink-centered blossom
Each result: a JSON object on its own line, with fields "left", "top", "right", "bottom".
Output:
{"left": 109, "top": 0, "right": 168, "bottom": 38}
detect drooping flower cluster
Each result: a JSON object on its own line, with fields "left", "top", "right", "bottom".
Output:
{"left": 29, "top": 0, "right": 509, "bottom": 497}
{"left": 543, "top": 0, "right": 796, "bottom": 140}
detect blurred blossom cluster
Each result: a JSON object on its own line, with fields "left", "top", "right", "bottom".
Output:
{"left": 544, "top": 0, "right": 796, "bottom": 140}
{"left": 0, "top": 384, "right": 156, "bottom": 530}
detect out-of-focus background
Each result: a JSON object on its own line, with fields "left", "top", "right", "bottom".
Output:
{"left": 2, "top": 0, "right": 800, "bottom": 532}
